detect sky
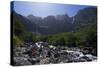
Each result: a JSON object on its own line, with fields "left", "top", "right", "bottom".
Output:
{"left": 12, "top": 1, "right": 95, "bottom": 17}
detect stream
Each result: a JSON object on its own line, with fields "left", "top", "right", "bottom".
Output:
{"left": 13, "top": 41, "right": 97, "bottom": 66}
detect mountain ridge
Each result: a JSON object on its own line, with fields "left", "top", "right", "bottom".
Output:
{"left": 12, "top": 7, "right": 97, "bottom": 35}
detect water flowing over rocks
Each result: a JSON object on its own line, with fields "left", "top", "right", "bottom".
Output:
{"left": 13, "top": 41, "right": 97, "bottom": 66}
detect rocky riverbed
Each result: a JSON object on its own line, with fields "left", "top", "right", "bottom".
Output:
{"left": 13, "top": 41, "right": 97, "bottom": 66}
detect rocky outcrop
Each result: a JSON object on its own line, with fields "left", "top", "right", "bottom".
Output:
{"left": 13, "top": 41, "right": 97, "bottom": 66}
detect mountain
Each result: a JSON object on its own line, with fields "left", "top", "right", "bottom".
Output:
{"left": 12, "top": 11, "right": 37, "bottom": 33}
{"left": 73, "top": 7, "right": 97, "bottom": 30}
{"left": 13, "top": 7, "right": 97, "bottom": 35}
{"left": 27, "top": 14, "right": 73, "bottom": 35}
{"left": 27, "top": 15, "right": 43, "bottom": 26}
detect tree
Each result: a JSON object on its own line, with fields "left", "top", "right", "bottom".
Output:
{"left": 67, "top": 33, "right": 77, "bottom": 47}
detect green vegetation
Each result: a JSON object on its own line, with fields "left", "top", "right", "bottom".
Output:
{"left": 13, "top": 17, "right": 97, "bottom": 48}
{"left": 13, "top": 11, "right": 97, "bottom": 49}
{"left": 13, "top": 13, "right": 34, "bottom": 46}
{"left": 43, "top": 24, "right": 96, "bottom": 48}
{"left": 13, "top": 35, "right": 23, "bottom": 47}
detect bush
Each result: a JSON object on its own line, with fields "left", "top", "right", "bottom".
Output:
{"left": 13, "top": 35, "right": 23, "bottom": 47}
